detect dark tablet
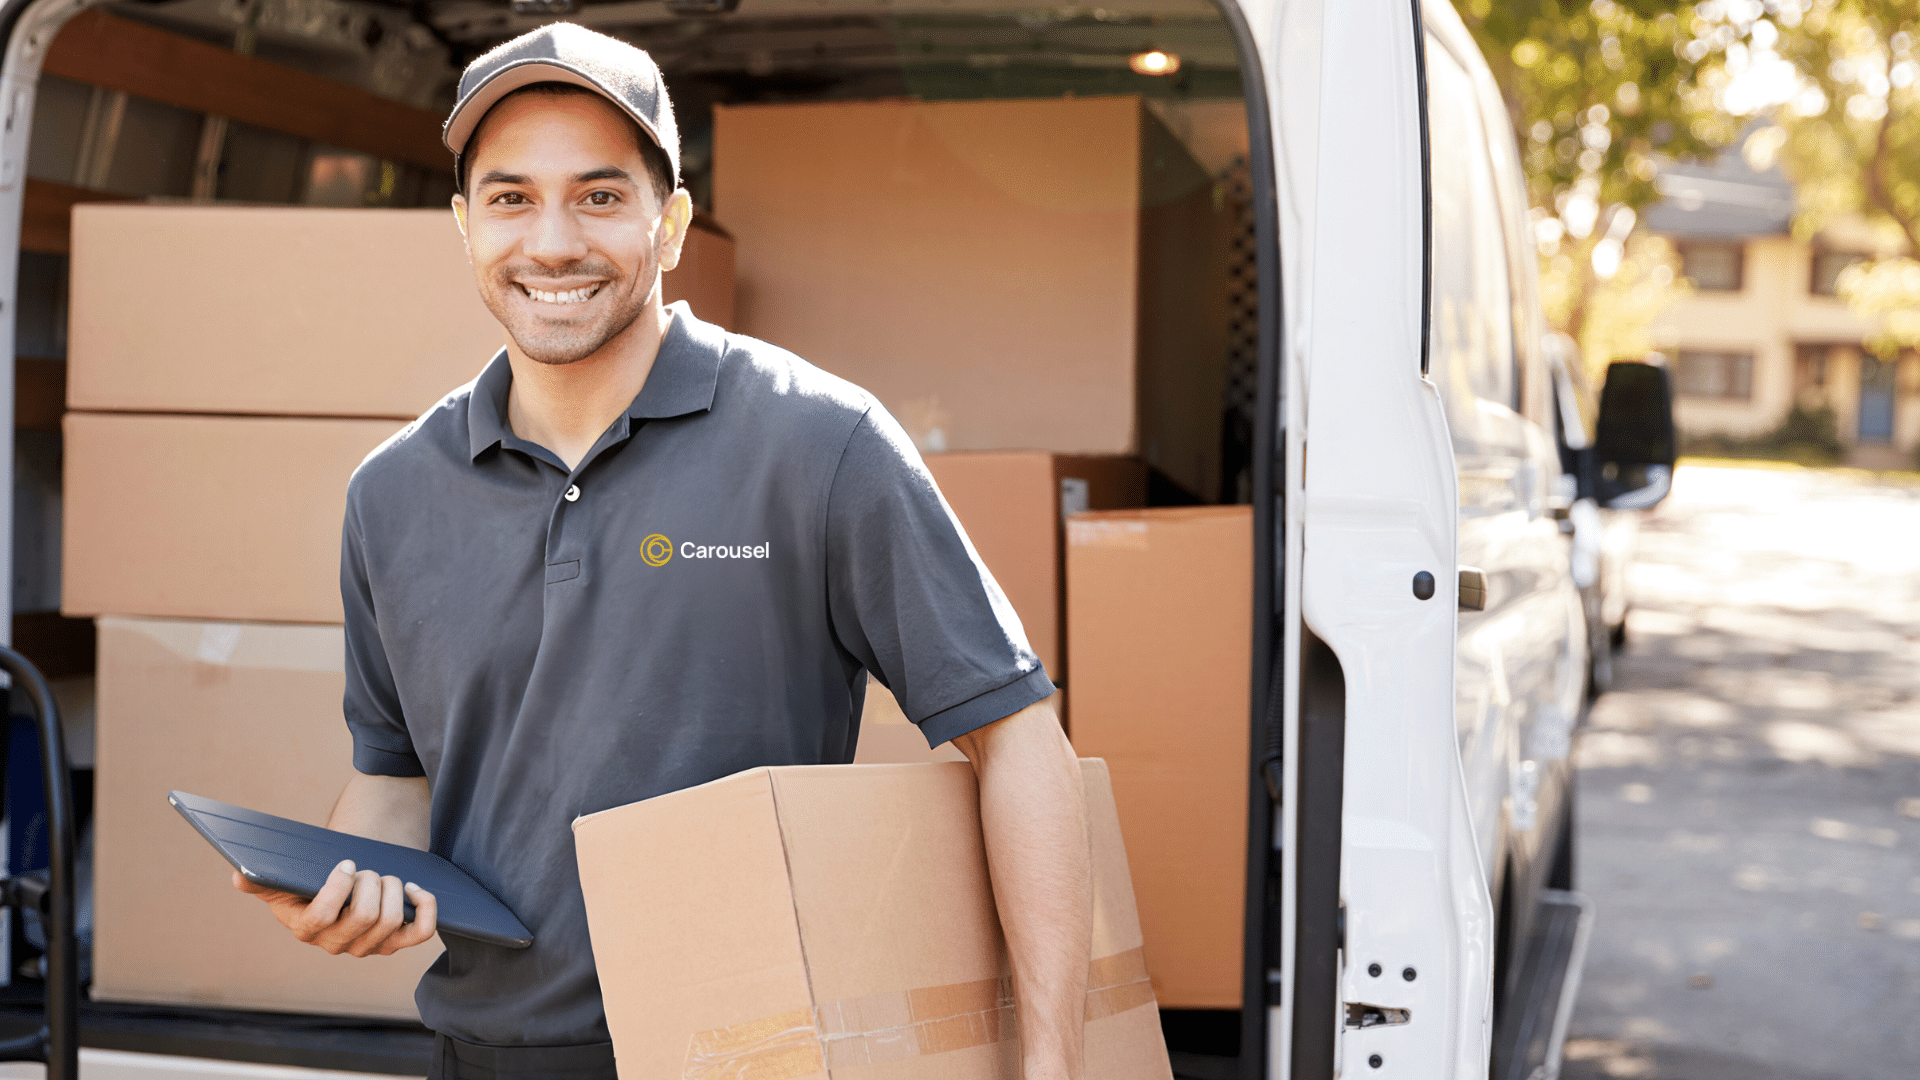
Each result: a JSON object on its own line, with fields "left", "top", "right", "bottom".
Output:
{"left": 170, "top": 790, "right": 533, "bottom": 950}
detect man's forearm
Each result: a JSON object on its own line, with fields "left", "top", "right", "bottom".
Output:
{"left": 327, "top": 772, "right": 432, "bottom": 850}
{"left": 956, "top": 700, "right": 1091, "bottom": 1079}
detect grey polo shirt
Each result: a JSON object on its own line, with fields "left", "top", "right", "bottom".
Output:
{"left": 341, "top": 302, "right": 1053, "bottom": 1047}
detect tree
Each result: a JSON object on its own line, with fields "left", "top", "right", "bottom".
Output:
{"left": 1746, "top": 0, "right": 1920, "bottom": 357}
{"left": 1451, "top": 0, "right": 1745, "bottom": 380}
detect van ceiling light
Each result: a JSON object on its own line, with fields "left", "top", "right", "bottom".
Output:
{"left": 1128, "top": 49, "right": 1180, "bottom": 76}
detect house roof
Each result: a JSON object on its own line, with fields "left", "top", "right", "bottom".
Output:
{"left": 1642, "top": 146, "right": 1795, "bottom": 240}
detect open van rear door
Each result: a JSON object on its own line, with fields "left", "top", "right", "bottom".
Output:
{"left": 1245, "top": 1, "right": 1496, "bottom": 1077}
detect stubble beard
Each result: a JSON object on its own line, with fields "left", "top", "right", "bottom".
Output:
{"left": 484, "top": 251, "right": 659, "bottom": 367}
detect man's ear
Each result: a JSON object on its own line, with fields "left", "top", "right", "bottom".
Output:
{"left": 656, "top": 189, "right": 694, "bottom": 274}
{"left": 451, "top": 194, "right": 469, "bottom": 239}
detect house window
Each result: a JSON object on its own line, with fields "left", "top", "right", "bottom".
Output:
{"left": 1677, "top": 241, "right": 1744, "bottom": 292}
{"left": 1809, "top": 250, "right": 1865, "bottom": 297}
{"left": 1677, "top": 349, "right": 1755, "bottom": 400}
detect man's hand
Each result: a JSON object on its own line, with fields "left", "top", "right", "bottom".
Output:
{"left": 953, "top": 697, "right": 1090, "bottom": 1080}
{"left": 234, "top": 772, "right": 438, "bottom": 957}
{"left": 233, "top": 862, "right": 438, "bottom": 957}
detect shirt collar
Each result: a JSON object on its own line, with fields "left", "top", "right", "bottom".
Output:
{"left": 467, "top": 302, "right": 723, "bottom": 462}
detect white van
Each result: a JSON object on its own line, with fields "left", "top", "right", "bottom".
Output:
{"left": 0, "top": 0, "right": 1675, "bottom": 1077}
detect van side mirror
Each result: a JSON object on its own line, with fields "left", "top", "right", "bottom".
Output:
{"left": 1593, "top": 361, "right": 1675, "bottom": 510}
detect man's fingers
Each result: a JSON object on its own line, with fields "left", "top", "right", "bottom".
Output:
{"left": 288, "top": 861, "right": 358, "bottom": 941}
{"left": 308, "top": 865, "right": 379, "bottom": 950}
{"left": 316, "top": 869, "right": 386, "bottom": 953}
{"left": 252, "top": 860, "right": 434, "bottom": 958}
{"left": 345, "top": 876, "right": 408, "bottom": 958}
{"left": 378, "top": 883, "right": 439, "bottom": 955}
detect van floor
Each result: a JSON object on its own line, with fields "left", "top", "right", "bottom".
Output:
{"left": 0, "top": 988, "right": 430, "bottom": 1074}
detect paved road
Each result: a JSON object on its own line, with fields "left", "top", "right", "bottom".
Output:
{"left": 1562, "top": 464, "right": 1920, "bottom": 1080}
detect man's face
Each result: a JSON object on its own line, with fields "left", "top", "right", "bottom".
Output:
{"left": 453, "top": 92, "right": 685, "bottom": 366}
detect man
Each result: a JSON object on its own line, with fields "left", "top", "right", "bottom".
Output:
{"left": 232, "top": 22, "right": 1090, "bottom": 1080}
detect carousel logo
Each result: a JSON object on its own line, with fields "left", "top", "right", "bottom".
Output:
{"left": 640, "top": 534, "right": 674, "bottom": 567}
{"left": 641, "top": 534, "right": 772, "bottom": 565}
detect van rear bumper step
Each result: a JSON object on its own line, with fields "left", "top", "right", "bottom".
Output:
{"left": 1493, "top": 889, "right": 1596, "bottom": 1080}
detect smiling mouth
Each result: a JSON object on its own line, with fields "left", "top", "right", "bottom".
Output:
{"left": 518, "top": 283, "right": 604, "bottom": 306}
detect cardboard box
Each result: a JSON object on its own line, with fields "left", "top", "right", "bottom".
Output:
{"left": 68, "top": 205, "right": 735, "bottom": 418}
{"left": 574, "top": 759, "right": 1171, "bottom": 1078}
{"left": 62, "top": 412, "right": 405, "bottom": 622}
{"left": 1065, "top": 507, "right": 1252, "bottom": 1008}
{"left": 925, "top": 452, "right": 1145, "bottom": 682}
{"left": 91, "top": 616, "right": 434, "bottom": 1017}
{"left": 715, "top": 96, "right": 1232, "bottom": 499}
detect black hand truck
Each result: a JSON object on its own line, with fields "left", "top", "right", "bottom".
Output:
{"left": 0, "top": 646, "right": 78, "bottom": 1079}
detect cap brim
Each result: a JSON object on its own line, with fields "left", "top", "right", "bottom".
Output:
{"left": 443, "top": 59, "right": 667, "bottom": 163}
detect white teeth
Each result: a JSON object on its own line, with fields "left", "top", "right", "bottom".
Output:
{"left": 524, "top": 284, "right": 602, "bottom": 305}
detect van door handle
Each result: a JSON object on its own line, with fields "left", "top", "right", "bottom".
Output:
{"left": 1458, "top": 567, "right": 1487, "bottom": 612}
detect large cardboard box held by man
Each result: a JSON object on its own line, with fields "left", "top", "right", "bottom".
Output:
{"left": 66, "top": 205, "right": 735, "bottom": 419}
{"left": 62, "top": 413, "right": 405, "bottom": 622}
{"left": 1065, "top": 507, "right": 1252, "bottom": 1009}
{"left": 714, "top": 95, "right": 1233, "bottom": 500}
{"left": 91, "top": 616, "right": 432, "bottom": 1017}
{"left": 574, "top": 759, "right": 1172, "bottom": 1079}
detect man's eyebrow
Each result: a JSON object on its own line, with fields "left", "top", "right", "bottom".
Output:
{"left": 475, "top": 169, "right": 531, "bottom": 188}
{"left": 573, "top": 166, "right": 635, "bottom": 185}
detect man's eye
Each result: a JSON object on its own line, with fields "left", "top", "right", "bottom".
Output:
{"left": 493, "top": 192, "right": 527, "bottom": 205}
{"left": 587, "top": 191, "right": 617, "bottom": 206}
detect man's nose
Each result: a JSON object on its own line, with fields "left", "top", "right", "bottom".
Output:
{"left": 522, "top": 203, "right": 590, "bottom": 265}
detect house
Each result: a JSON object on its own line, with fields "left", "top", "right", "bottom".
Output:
{"left": 1642, "top": 148, "right": 1918, "bottom": 467}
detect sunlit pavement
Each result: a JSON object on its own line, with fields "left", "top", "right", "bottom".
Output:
{"left": 1561, "top": 463, "right": 1920, "bottom": 1080}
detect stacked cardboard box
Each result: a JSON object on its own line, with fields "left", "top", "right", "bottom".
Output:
{"left": 68, "top": 204, "right": 736, "bottom": 1017}
{"left": 91, "top": 617, "right": 434, "bottom": 1015}
{"left": 853, "top": 452, "right": 1146, "bottom": 762}
{"left": 714, "top": 95, "right": 1233, "bottom": 501}
{"left": 67, "top": 205, "right": 735, "bottom": 417}
{"left": 1065, "top": 507, "right": 1253, "bottom": 1009}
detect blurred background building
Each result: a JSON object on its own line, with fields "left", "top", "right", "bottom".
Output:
{"left": 1643, "top": 144, "right": 1917, "bottom": 467}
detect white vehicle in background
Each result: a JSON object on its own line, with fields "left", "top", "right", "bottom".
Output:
{"left": 1549, "top": 334, "right": 1667, "bottom": 697}
{"left": 0, "top": 0, "right": 1674, "bottom": 1078}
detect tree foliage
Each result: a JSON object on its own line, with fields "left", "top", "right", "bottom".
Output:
{"left": 1760, "top": 0, "right": 1920, "bottom": 249}
{"left": 1451, "top": 0, "right": 1745, "bottom": 378}
{"left": 1453, "top": 0, "right": 1738, "bottom": 234}
{"left": 1738, "top": 0, "right": 1920, "bottom": 357}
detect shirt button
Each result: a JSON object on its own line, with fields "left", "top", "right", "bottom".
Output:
{"left": 564, "top": 484, "right": 581, "bottom": 503}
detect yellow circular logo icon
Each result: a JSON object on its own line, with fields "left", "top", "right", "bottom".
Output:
{"left": 641, "top": 534, "right": 674, "bottom": 567}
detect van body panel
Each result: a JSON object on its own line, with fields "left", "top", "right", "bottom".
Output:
{"left": 1422, "top": 0, "right": 1587, "bottom": 996}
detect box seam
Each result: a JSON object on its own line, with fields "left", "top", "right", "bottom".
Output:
{"left": 764, "top": 769, "right": 827, "bottom": 1069}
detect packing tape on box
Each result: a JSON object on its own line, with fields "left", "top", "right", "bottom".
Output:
{"left": 682, "top": 946, "right": 1154, "bottom": 1078}
{"left": 1066, "top": 518, "right": 1150, "bottom": 550}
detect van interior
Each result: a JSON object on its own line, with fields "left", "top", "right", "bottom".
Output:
{"left": 5, "top": 0, "right": 1267, "bottom": 1071}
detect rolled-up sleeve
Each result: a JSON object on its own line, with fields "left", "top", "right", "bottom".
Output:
{"left": 825, "top": 407, "right": 1056, "bottom": 747}
{"left": 341, "top": 491, "right": 425, "bottom": 777}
